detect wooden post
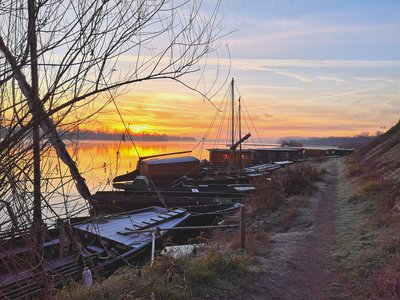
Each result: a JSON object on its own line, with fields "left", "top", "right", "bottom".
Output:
{"left": 240, "top": 206, "right": 245, "bottom": 249}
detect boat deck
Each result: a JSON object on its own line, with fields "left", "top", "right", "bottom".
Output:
{"left": 73, "top": 207, "right": 189, "bottom": 248}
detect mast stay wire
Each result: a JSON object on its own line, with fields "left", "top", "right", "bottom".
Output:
{"left": 191, "top": 80, "right": 230, "bottom": 159}
{"left": 191, "top": 44, "right": 233, "bottom": 155}
{"left": 215, "top": 87, "right": 230, "bottom": 149}
{"left": 234, "top": 84, "right": 264, "bottom": 146}
{"left": 97, "top": 70, "right": 141, "bottom": 160}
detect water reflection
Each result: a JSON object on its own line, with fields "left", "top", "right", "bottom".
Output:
{"left": 42, "top": 140, "right": 211, "bottom": 222}
{"left": 66, "top": 140, "right": 210, "bottom": 190}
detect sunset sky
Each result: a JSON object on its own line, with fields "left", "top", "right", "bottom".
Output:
{"left": 92, "top": 0, "right": 400, "bottom": 143}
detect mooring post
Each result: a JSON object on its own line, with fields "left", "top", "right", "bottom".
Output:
{"left": 240, "top": 206, "right": 245, "bottom": 249}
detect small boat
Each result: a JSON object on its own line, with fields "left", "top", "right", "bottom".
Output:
{"left": 74, "top": 207, "right": 191, "bottom": 274}
{"left": 0, "top": 207, "right": 190, "bottom": 299}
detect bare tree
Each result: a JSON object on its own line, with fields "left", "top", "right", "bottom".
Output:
{"left": 0, "top": 0, "right": 224, "bottom": 229}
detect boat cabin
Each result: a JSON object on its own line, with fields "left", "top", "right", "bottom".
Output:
{"left": 252, "top": 147, "right": 299, "bottom": 163}
{"left": 296, "top": 147, "right": 354, "bottom": 158}
{"left": 139, "top": 156, "right": 200, "bottom": 179}
{"left": 333, "top": 148, "right": 354, "bottom": 156}
{"left": 208, "top": 148, "right": 254, "bottom": 167}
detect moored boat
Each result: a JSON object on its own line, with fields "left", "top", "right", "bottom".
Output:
{"left": 91, "top": 189, "right": 245, "bottom": 214}
{"left": 0, "top": 207, "right": 190, "bottom": 299}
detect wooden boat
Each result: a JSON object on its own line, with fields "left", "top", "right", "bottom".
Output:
{"left": 0, "top": 207, "right": 190, "bottom": 299}
{"left": 113, "top": 173, "right": 255, "bottom": 194}
{"left": 169, "top": 182, "right": 256, "bottom": 194}
{"left": 91, "top": 189, "right": 245, "bottom": 214}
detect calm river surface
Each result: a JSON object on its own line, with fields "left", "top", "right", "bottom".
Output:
{"left": 72, "top": 140, "right": 211, "bottom": 190}
{"left": 41, "top": 140, "right": 214, "bottom": 221}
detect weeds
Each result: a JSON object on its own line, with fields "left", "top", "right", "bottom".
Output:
{"left": 248, "top": 163, "right": 322, "bottom": 216}
{"left": 345, "top": 156, "right": 363, "bottom": 177}
{"left": 222, "top": 230, "right": 270, "bottom": 254}
{"left": 281, "top": 195, "right": 310, "bottom": 231}
{"left": 335, "top": 163, "right": 400, "bottom": 299}
{"left": 56, "top": 251, "right": 251, "bottom": 300}
{"left": 280, "top": 164, "right": 322, "bottom": 196}
{"left": 248, "top": 175, "right": 285, "bottom": 215}
{"left": 349, "top": 179, "right": 387, "bottom": 202}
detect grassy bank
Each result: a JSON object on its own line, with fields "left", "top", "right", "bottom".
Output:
{"left": 57, "top": 251, "right": 251, "bottom": 300}
{"left": 335, "top": 157, "right": 400, "bottom": 299}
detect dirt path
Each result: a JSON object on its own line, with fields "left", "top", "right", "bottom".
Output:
{"left": 248, "top": 158, "right": 350, "bottom": 299}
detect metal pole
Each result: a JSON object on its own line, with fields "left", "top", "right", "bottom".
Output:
{"left": 120, "top": 224, "right": 239, "bottom": 235}
{"left": 239, "top": 96, "right": 242, "bottom": 175}
{"left": 240, "top": 206, "right": 245, "bottom": 249}
{"left": 151, "top": 231, "right": 156, "bottom": 265}
{"left": 231, "top": 78, "right": 235, "bottom": 172}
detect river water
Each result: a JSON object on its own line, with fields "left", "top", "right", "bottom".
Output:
{"left": 40, "top": 140, "right": 213, "bottom": 221}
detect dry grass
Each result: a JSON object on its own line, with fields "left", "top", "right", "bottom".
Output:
{"left": 223, "top": 231, "right": 270, "bottom": 255}
{"left": 248, "top": 175, "right": 285, "bottom": 215}
{"left": 56, "top": 250, "right": 251, "bottom": 300}
{"left": 336, "top": 161, "right": 400, "bottom": 298}
{"left": 349, "top": 179, "right": 388, "bottom": 202}
{"left": 280, "top": 164, "right": 322, "bottom": 196}
{"left": 367, "top": 255, "right": 400, "bottom": 299}
{"left": 345, "top": 155, "right": 364, "bottom": 177}
{"left": 248, "top": 163, "right": 322, "bottom": 216}
{"left": 281, "top": 195, "right": 310, "bottom": 231}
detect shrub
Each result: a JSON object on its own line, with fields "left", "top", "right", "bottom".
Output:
{"left": 280, "top": 164, "right": 321, "bottom": 196}
{"left": 248, "top": 175, "right": 285, "bottom": 215}
{"left": 248, "top": 163, "right": 322, "bottom": 216}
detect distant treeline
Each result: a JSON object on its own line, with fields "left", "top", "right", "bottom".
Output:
{"left": 281, "top": 134, "right": 379, "bottom": 149}
{"left": 67, "top": 130, "right": 196, "bottom": 142}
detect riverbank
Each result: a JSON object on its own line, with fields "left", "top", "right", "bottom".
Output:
{"left": 57, "top": 155, "right": 398, "bottom": 299}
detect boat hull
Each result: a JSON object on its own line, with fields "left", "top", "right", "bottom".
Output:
{"left": 91, "top": 190, "right": 244, "bottom": 214}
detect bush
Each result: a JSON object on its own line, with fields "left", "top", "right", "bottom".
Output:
{"left": 280, "top": 164, "right": 321, "bottom": 196}
{"left": 248, "top": 163, "right": 322, "bottom": 216}
{"left": 248, "top": 175, "right": 285, "bottom": 215}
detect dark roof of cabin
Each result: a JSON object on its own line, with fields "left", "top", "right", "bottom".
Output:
{"left": 142, "top": 156, "right": 199, "bottom": 165}
{"left": 207, "top": 148, "right": 255, "bottom": 153}
{"left": 254, "top": 147, "right": 298, "bottom": 152}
